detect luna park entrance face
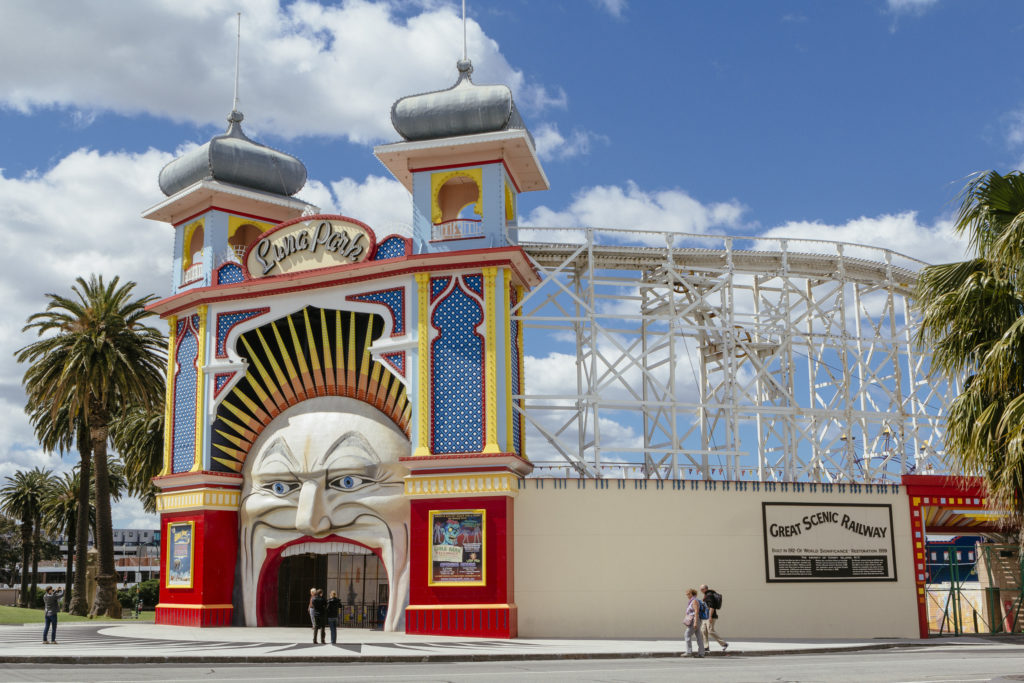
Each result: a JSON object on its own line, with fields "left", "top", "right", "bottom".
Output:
{"left": 278, "top": 549, "right": 389, "bottom": 629}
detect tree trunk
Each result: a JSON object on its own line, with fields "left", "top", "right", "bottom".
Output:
{"left": 63, "top": 519, "right": 75, "bottom": 612}
{"left": 18, "top": 512, "right": 30, "bottom": 608}
{"left": 89, "top": 418, "right": 122, "bottom": 619}
{"left": 69, "top": 423, "right": 91, "bottom": 616}
{"left": 30, "top": 513, "right": 40, "bottom": 605}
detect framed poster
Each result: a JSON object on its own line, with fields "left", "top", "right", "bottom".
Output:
{"left": 166, "top": 521, "right": 195, "bottom": 588}
{"left": 762, "top": 502, "right": 897, "bottom": 582}
{"left": 428, "top": 509, "right": 485, "bottom": 586}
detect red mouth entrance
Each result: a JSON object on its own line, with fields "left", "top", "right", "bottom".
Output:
{"left": 256, "top": 535, "right": 387, "bottom": 627}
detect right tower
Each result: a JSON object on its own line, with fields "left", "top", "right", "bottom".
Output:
{"left": 375, "top": 58, "right": 548, "bottom": 637}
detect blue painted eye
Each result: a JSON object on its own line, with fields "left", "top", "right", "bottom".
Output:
{"left": 330, "top": 475, "right": 369, "bottom": 491}
{"left": 263, "top": 481, "right": 297, "bottom": 496}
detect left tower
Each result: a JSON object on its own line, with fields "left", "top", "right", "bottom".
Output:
{"left": 144, "top": 109, "right": 312, "bottom": 626}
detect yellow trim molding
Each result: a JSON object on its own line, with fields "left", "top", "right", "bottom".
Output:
{"left": 156, "top": 487, "right": 241, "bottom": 512}
{"left": 181, "top": 219, "right": 204, "bottom": 271}
{"left": 430, "top": 168, "right": 483, "bottom": 225}
{"left": 404, "top": 472, "right": 519, "bottom": 497}
{"left": 160, "top": 316, "right": 178, "bottom": 478}
{"left": 504, "top": 182, "right": 515, "bottom": 222}
{"left": 502, "top": 269, "right": 513, "bottom": 453}
{"left": 482, "top": 268, "right": 500, "bottom": 453}
{"left": 414, "top": 272, "right": 432, "bottom": 456}
{"left": 227, "top": 215, "right": 274, "bottom": 238}
{"left": 191, "top": 305, "right": 208, "bottom": 472}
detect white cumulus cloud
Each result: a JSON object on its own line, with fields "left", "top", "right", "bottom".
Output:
{"left": 0, "top": 0, "right": 561, "bottom": 142}
{"left": 522, "top": 181, "right": 747, "bottom": 236}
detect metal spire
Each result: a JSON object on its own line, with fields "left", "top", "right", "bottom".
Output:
{"left": 232, "top": 12, "right": 242, "bottom": 114}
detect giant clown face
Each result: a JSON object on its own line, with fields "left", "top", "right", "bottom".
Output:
{"left": 239, "top": 396, "right": 410, "bottom": 630}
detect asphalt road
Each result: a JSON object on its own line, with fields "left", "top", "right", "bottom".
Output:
{"left": 2, "top": 644, "right": 1023, "bottom": 683}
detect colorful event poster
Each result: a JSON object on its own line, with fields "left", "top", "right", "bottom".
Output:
{"left": 167, "top": 521, "right": 195, "bottom": 588}
{"left": 429, "top": 510, "right": 485, "bottom": 585}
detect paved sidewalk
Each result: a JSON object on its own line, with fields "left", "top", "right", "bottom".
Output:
{"left": 1, "top": 622, "right": 1020, "bottom": 664}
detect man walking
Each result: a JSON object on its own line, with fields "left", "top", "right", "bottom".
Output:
{"left": 700, "top": 584, "right": 728, "bottom": 652}
{"left": 42, "top": 587, "right": 64, "bottom": 644}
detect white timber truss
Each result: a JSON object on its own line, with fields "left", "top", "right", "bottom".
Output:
{"left": 513, "top": 227, "right": 952, "bottom": 484}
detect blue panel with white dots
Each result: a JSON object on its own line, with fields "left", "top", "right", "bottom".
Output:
{"left": 430, "top": 276, "right": 451, "bottom": 300}
{"left": 171, "top": 328, "right": 198, "bottom": 473}
{"left": 464, "top": 274, "right": 483, "bottom": 297}
{"left": 373, "top": 236, "right": 407, "bottom": 260}
{"left": 216, "top": 309, "right": 268, "bottom": 358}
{"left": 349, "top": 288, "right": 405, "bottom": 335}
{"left": 431, "top": 284, "right": 484, "bottom": 453}
{"left": 382, "top": 351, "right": 406, "bottom": 376}
{"left": 217, "top": 263, "right": 245, "bottom": 285}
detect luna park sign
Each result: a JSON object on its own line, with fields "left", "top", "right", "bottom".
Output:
{"left": 246, "top": 215, "right": 376, "bottom": 278}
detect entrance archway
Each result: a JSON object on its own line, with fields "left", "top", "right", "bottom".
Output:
{"left": 259, "top": 537, "right": 389, "bottom": 629}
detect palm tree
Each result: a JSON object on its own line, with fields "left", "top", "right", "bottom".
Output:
{"left": 111, "top": 406, "right": 164, "bottom": 514}
{"left": 41, "top": 470, "right": 92, "bottom": 611}
{"left": 0, "top": 468, "right": 53, "bottom": 607}
{"left": 26, "top": 401, "right": 93, "bottom": 615}
{"left": 17, "top": 275, "right": 166, "bottom": 617}
{"left": 916, "top": 170, "right": 1024, "bottom": 540}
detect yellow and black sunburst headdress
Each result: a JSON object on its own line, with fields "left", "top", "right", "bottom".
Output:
{"left": 210, "top": 306, "right": 409, "bottom": 473}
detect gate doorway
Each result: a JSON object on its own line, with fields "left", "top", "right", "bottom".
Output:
{"left": 277, "top": 549, "right": 388, "bottom": 629}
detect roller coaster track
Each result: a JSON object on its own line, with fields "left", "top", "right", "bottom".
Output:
{"left": 513, "top": 227, "right": 951, "bottom": 484}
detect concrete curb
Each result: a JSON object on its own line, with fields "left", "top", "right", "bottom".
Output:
{"left": 0, "top": 641, "right": 924, "bottom": 665}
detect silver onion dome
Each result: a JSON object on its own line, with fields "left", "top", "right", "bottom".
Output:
{"left": 391, "top": 60, "right": 531, "bottom": 143}
{"left": 158, "top": 110, "right": 307, "bottom": 197}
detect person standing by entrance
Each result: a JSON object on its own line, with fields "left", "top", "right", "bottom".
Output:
{"left": 682, "top": 588, "right": 704, "bottom": 657}
{"left": 42, "top": 587, "right": 64, "bottom": 644}
{"left": 326, "top": 590, "right": 342, "bottom": 644}
{"left": 307, "top": 587, "right": 316, "bottom": 632}
{"left": 311, "top": 589, "right": 327, "bottom": 644}
{"left": 700, "top": 584, "right": 728, "bottom": 652}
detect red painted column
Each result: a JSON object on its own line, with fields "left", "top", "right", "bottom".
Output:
{"left": 153, "top": 472, "right": 241, "bottom": 627}
{"left": 406, "top": 495, "right": 516, "bottom": 637}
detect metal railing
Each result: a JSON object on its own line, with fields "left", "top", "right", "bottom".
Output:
{"left": 432, "top": 219, "right": 483, "bottom": 242}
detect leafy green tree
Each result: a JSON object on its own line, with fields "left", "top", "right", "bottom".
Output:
{"left": 916, "top": 170, "right": 1024, "bottom": 540}
{"left": 17, "top": 275, "right": 166, "bottom": 617}
{"left": 0, "top": 468, "right": 53, "bottom": 606}
{"left": 110, "top": 406, "right": 164, "bottom": 514}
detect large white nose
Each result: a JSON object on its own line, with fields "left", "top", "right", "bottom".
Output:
{"left": 295, "top": 479, "right": 331, "bottom": 536}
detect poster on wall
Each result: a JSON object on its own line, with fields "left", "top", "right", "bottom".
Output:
{"left": 166, "top": 521, "right": 195, "bottom": 588}
{"left": 762, "top": 503, "right": 897, "bottom": 582}
{"left": 429, "top": 510, "right": 485, "bottom": 586}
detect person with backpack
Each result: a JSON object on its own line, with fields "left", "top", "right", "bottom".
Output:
{"left": 311, "top": 588, "right": 327, "bottom": 644}
{"left": 700, "top": 584, "right": 729, "bottom": 652}
{"left": 682, "top": 587, "right": 705, "bottom": 657}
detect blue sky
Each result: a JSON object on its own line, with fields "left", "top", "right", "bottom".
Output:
{"left": 1, "top": 0, "right": 1020, "bottom": 526}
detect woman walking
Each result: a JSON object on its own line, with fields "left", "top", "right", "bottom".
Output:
{"left": 682, "top": 588, "right": 705, "bottom": 658}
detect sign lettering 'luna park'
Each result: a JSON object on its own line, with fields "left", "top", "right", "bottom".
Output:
{"left": 246, "top": 215, "right": 376, "bottom": 278}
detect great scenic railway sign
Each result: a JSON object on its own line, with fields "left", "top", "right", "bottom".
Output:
{"left": 246, "top": 214, "right": 376, "bottom": 278}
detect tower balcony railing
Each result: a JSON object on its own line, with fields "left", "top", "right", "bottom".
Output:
{"left": 182, "top": 262, "right": 204, "bottom": 284}
{"left": 432, "top": 219, "right": 483, "bottom": 242}
{"left": 223, "top": 244, "right": 248, "bottom": 264}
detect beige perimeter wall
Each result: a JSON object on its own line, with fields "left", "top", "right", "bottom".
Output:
{"left": 513, "top": 480, "right": 918, "bottom": 639}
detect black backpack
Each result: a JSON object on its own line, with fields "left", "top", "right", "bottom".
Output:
{"left": 706, "top": 589, "right": 723, "bottom": 611}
